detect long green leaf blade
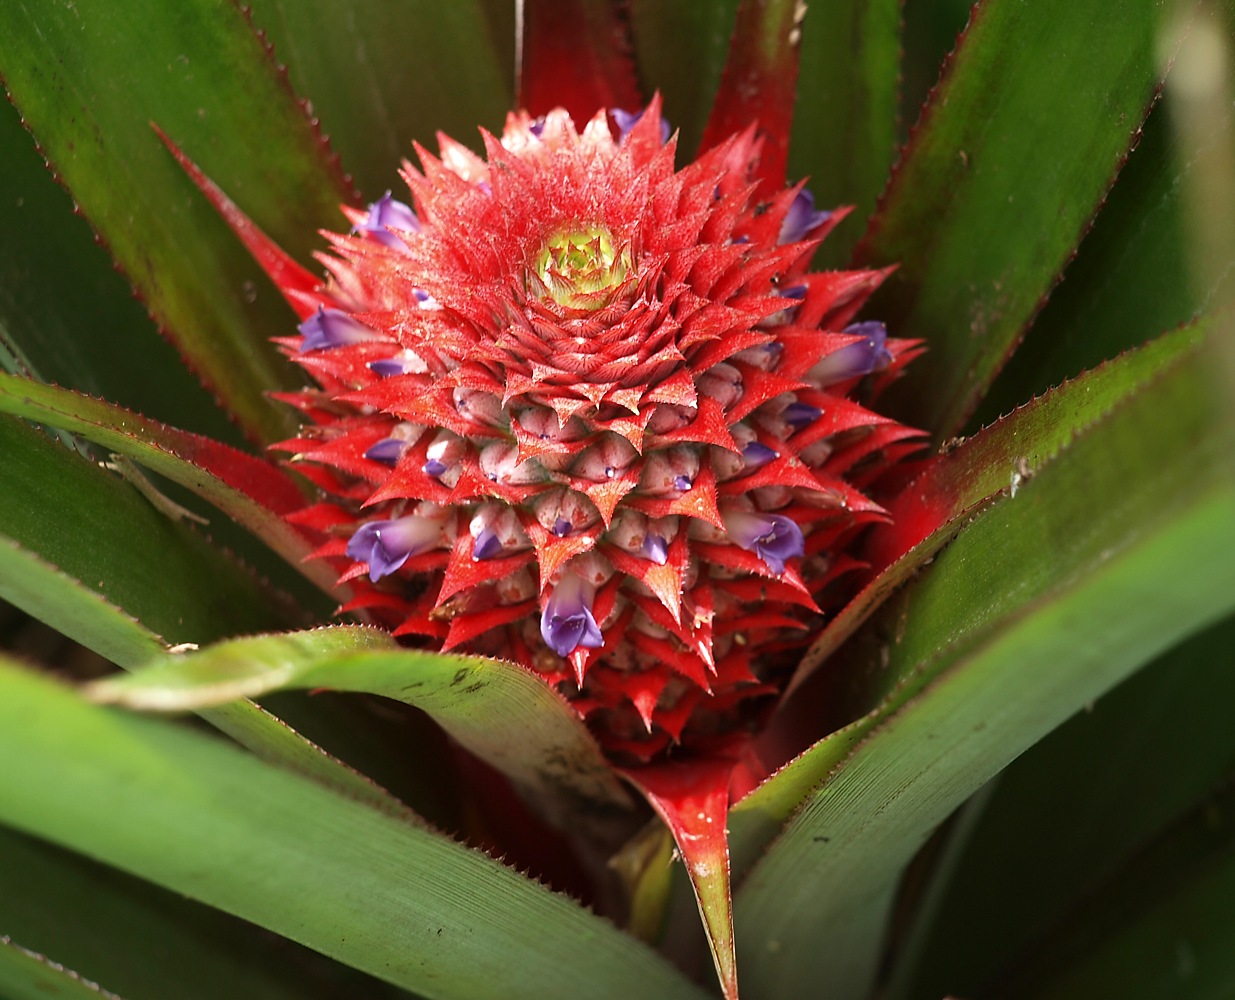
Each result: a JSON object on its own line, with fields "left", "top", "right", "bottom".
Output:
{"left": 0, "top": 2, "right": 350, "bottom": 442}
{"left": 0, "top": 659, "right": 708, "bottom": 1000}
{"left": 989, "top": 768, "right": 1235, "bottom": 998}
{"left": 0, "top": 374, "right": 337, "bottom": 597}
{"left": 0, "top": 824, "right": 398, "bottom": 1000}
{"left": 248, "top": 1, "right": 512, "bottom": 197}
{"left": 0, "top": 98, "right": 237, "bottom": 443}
{"left": 858, "top": 0, "right": 1180, "bottom": 438}
{"left": 889, "top": 612, "right": 1235, "bottom": 998}
{"left": 90, "top": 626, "right": 632, "bottom": 824}
{"left": 732, "top": 326, "right": 1235, "bottom": 998}
{"left": 0, "top": 416, "right": 298, "bottom": 645}
{"left": 789, "top": 0, "right": 900, "bottom": 265}
{"left": 976, "top": 1, "right": 1235, "bottom": 424}
{"left": 0, "top": 938, "right": 122, "bottom": 1000}
{"left": 781, "top": 314, "right": 1206, "bottom": 705}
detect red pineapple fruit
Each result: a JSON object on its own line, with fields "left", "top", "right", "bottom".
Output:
{"left": 204, "top": 100, "right": 919, "bottom": 762}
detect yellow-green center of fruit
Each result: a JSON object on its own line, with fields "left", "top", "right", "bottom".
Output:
{"left": 532, "top": 224, "right": 631, "bottom": 311}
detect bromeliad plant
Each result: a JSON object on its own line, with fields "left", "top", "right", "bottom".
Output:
{"left": 1, "top": 2, "right": 1234, "bottom": 999}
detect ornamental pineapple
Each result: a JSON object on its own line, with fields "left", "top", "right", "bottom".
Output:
{"left": 272, "top": 101, "right": 919, "bottom": 760}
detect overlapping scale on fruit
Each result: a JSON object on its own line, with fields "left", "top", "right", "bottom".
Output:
{"left": 274, "top": 99, "right": 921, "bottom": 760}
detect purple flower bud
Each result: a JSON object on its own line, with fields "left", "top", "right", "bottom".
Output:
{"left": 724, "top": 511, "right": 805, "bottom": 575}
{"left": 611, "top": 106, "right": 672, "bottom": 145}
{"left": 811, "top": 322, "right": 893, "bottom": 385}
{"left": 364, "top": 438, "right": 409, "bottom": 466}
{"left": 642, "top": 534, "right": 669, "bottom": 565}
{"left": 354, "top": 191, "right": 419, "bottom": 250}
{"left": 298, "top": 307, "right": 375, "bottom": 352}
{"left": 674, "top": 475, "right": 693, "bottom": 492}
{"left": 783, "top": 401, "right": 822, "bottom": 429}
{"left": 779, "top": 188, "right": 832, "bottom": 244}
{"left": 346, "top": 516, "right": 441, "bottom": 582}
{"left": 742, "top": 441, "right": 778, "bottom": 469}
{"left": 471, "top": 527, "right": 504, "bottom": 561}
{"left": 540, "top": 574, "right": 605, "bottom": 657}
{"left": 423, "top": 458, "right": 448, "bottom": 478}
{"left": 552, "top": 517, "right": 573, "bottom": 537}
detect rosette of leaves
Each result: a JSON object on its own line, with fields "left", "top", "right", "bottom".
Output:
{"left": 1, "top": 2, "right": 1233, "bottom": 999}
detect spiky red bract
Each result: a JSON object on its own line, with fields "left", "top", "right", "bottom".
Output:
{"left": 270, "top": 100, "right": 919, "bottom": 761}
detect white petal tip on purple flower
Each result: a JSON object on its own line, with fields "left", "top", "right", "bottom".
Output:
{"left": 724, "top": 511, "right": 805, "bottom": 575}
{"left": 811, "top": 321, "right": 893, "bottom": 385}
{"left": 355, "top": 191, "right": 419, "bottom": 250}
{"left": 540, "top": 574, "right": 605, "bottom": 657}
{"left": 363, "top": 438, "right": 409, "bottom": 466}
{"left": 346, "top": 516, "right": 441, "bottom": 582}
{"left": 471, "top": 528, "right": 504, "bottom": 561}
{"left": 779, "top": 188, "right": 832, "bottom": 244}
{"left": 641, "top": 534, "right": 669, "bottom": 565}
{"left": 298, "top": 306, "right": 376, "bottom": 352}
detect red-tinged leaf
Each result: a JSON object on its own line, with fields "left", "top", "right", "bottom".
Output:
{"left": 154, "top": 126, "right": 324, "bottom": 321}
{"left": 699, "top": 0, "right": 805, "bottom": 195}
{"left": 0, "top": 2, "right": 351, "bottom": 444}
{"left": 518, "top": 0, "right": 643, "bottom": 122}
{"left": 0, "top": 374, "right": 341, "bottom": 598}
{"left": 246, "top": 1, "right": 512, "bottom": 199}
{"left": 856, "top": 0, "right": 1184, "bottom": 439}
{"left": 772, "top": 317, "right": 1207, "bottom": 721}
{"left": 626, "top": 758, "right": 740, "bottom": 1000}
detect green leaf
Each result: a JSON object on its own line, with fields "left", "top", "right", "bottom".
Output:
{"left": 90, "top": 626, "right": 633, "bottom": 828}
{"left": 888, "top": 612, "right": 1235, "bottom": 999}
{"left": 0, "top": 824, "right": 400, "bottom": 1000}
{"left": 0, "top": 373, "right": 337, "bottom": 598}
{"left": 629, "top": 0, "right": 741, "bottom": 156}
{"left": 0, "top": 530, "right": 406, "bottom": 817}
{"left": 0, "top": 415, "right": 300, "bottom": 645}
{"left": 976, "top": 1, "right": 1235, "bottom": 425}
{"left": 0, "top": 937, "right": 121, "bottom": 1000}
{"left": 0, "top": 96, "right": 239, "bottom": 444}
{"left": 1003, "top": 773, "right": 1235, "bottom": 998}
{"left": 858, "top": 0, "right": 1179, "bottom": 438}
{"left": 781, "top": 314, "right": 1205, "bottom": 719}
{"left": 0, "top": 659, "right": 708, "bottom": 1000}
{"left": 789, "top": 0, "right": 900, "bottom": 265}
{"left": 0, "top": 2, "right": 350, "bottom": 443}
{"left": 248, "top": 1, "right": 512, "bottom": 196}
{"left": 731, "top": 323, "right": 1235, "bottom": 998}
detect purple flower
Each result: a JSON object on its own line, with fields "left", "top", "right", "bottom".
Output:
{"left": 782, "top": 401, "right": 822, "bottom": 429}
{"left": 471, "top": 527, "right": 504, "bottom": 561}
{"left": 363, "top": 438, "right": 409, "bottom": 466}
{"left": 540, "top": 574, "right": 605, "bottom": 657}
{"left": 612, "top": 106, "right": 672, "bottom": 145}
{"left": 552, "top": 517, "right": 573, "bottom": 537}
{"left": 724, "top": 511, "right": 805, "bottom": 575}
{"left": 354, "top": 191, "right": 419, "bottom": 250}
{"left": 641, "top": 534, "right": 669, "bottom": 565}
{"left": 298, "top": 307, "right": 375, "bottom": 352}
{"left": 811, "top": 321, "right": 893, "bottom": 385}
{"left": 779, "top": 188, "right": 832, "bottom": 244}
{"left": 742, "top": 441, "right": 778, "bottom": 470}
{"left": 369, "top": 357, "right": 417, "bottom": 378}
{"left": 423, "top": 458, "right": 448, "bottom": 478}
{"left": 674, "top": 474, "right": 693, "bottom": 492}
{"left": 346, "top": 516, "right": 441, "bottom": 582}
